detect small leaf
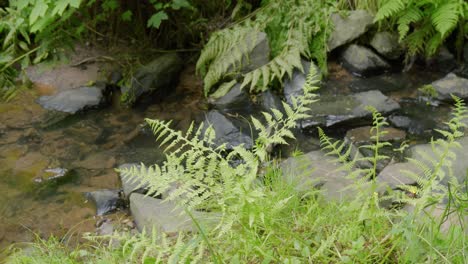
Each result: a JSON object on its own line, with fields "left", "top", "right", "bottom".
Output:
{"left": 147, "top": 11, "right": 169, "bottom": 28}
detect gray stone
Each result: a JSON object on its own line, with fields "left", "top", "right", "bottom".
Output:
{"left": 239, "top": 31, "right": 270, "bottom": 72}
{"left": 341, "top": 44, "right": 390, "bottom": 76}
{"left": 431, "top": 73, "right": 468, "bottom": 101}
{"left": 258, "top": 90, "right": 283, "bottom": 112}
{"left": 37, "top": 86, "right": 104, "bottom": 114}
{"left": 301, "top": 90, "right": 400, "bottom": 128}
{"left": 280, "top": 150, "right": 357, "bottom": 201}
{"left": 389, "top": 115, "right": 412, "bottom": 129}
{"left": 410, "top": 136, "right": 468, "bottom": 186}
{"left": 377, "top": 162, "right": 422, "bottom": 192}
{"left": 369, "top": 32, "right": 403, "bottom": 60}
{"left": 129, "top": 194, "right": 220, "bottom": 233}
{"left": 85, "top": 189, "right": 123, "bottom": 216}
{"left": 210, "top": 83, "right": 250, "bottom": 110}
{"left": 204, "top": 110, "right": 253, "bottom": 149}
{"left": 284, "top": 60, "right": 321, "bottom": 106}
{"left": 122, "top": 53, "right": 183, "bottom": 105}
{"left": 328, "top": 10, "right": 374, "bottom": 51}
{"left": 118, "top": 163, "right": 149, "bottom": 198}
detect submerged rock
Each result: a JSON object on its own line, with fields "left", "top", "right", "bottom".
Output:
{"left": 284, "top": 60, "right": 321, "bottom": 105}
{"left": 345, "top": 126, "right": 406, "bottom": 144}
{"left": 85, "top": 189, "right": 123, "bottom": 216}
{"left": 431, "top": 73, "right": 468, "bottom": 101}
{"left": 328, "top": 10, "right": 374, "bottom": 51}
{"left": 301, "top": 90, "right": 400, "bottom": 128}
{"left": 33, "top": 168, "right": 70, "bottom": 184}
{"left": 349, "top": 73, "right": 411, "bottom": 93}
{"left": 369, "top": 32, "right": 403, "bottom": 60}
{"left": 37, "top": 85, "right": 105, "bottom": 114}
{"left": 340, "top": 44, "right": 390, "bottom": 76}
{"left": 122, "top": 53, "right": 183, "bottom": 105}
{"left": 281, "top": 150, "right": 356, "bottom": 201}
{"left": 129, "top": 193, "right": 220, "bottom": 233}
{"left": 204, "top": 110, "right": 253, "bottom": 149}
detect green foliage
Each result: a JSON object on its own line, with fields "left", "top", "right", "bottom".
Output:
{"left": 375, "top": 0, "right": 468, "bottom": 57}
{"left": 196, "top": 0, "right": 335, "bottom": 96}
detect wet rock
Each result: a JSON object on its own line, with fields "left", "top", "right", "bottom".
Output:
{"left": 345, "top": 126, "right": 406, "bottom": 144}
{"left": 85, "top": 189, "right": 123, "bottom": 216}
{"left": 204, "top": 110, "right": 253, "bottom": 149}
{"left": 280, "top": 150, "right": 356, "bottom": 201}
{"left": 430, "top": 73, "right": 468, "bottom": 101}
{"left": 340, "top": 44, "right": 390, "bottom": 76}
{"left": 410, "top": 136, "right": 468, "bottom": 186}
{"left": 301, "top": 90, "right": 400, "bottom": 128}
{"left": 426, "top": 46, "right": 457, "bottom": 73}
{"left": 349, "top": 73, "right": 411, "bottom": 93}
{"left": 377, "top": 162, "right": 421, "bottom": 192}
{"left": 238, "top": 31, "right": 270, "bottom": 72}
{"left": 209, "top": 83, "right": 250, "bottom": 110}
{"left": 118, "top": 163, "right": 149, "bottom": 198}
{"left": 129, "top": 193, "right": 220, "bottom": 233}
{"left": 369, "top": 32, "right": 403, "bottom": 60}
{"left": 33, "top": 168, "right": 70, "bottom": 184}
{"left": 284, "top": 60, "right": 321, "bottom": 105}
{"left": 37, "top": 85, "right": 105, "bottom": 114}
{"left": 328, "top": 10, "right": 374, "bottom": 51}
{"left": 257, "top": 90, "right": 283, "bottom": 112}
{"left": 388, "top": 115, "right": 412, "bottom": 129}
{"left": 122, "top": 53, "right": 183, "bottom": 105}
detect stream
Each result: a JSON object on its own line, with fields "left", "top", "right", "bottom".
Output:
{"left": 0, "top": 60, "right": 456, "bottom": 250}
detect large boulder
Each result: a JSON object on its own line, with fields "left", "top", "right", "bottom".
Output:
{"left": 281, "top": 150, "right": 356, "bottom": 201}
{"left": 340, "top": 44, "right": 390, "bottom": 76}
{"left": 430, "top": 73, "right": 468, "bottom": 101}
{"left": 122, "top": 53, "right": 183, "bottom": 105}
{"left": 36, "top": 85, "right": 105, "bottom": 114}
{"left": 204, "top": 110, "right": 253, "bottom": 149}
{"left": 284, "top": 60, "right": 321, "bottom": 105}
{"left": 129, "top": 193, "right": 220, "bottom": 233}
{"left": 369, "top": 32, "right": 403, "bottom": 60}
{"left": 327, "top": 10, "right": 374, "bottom": 51}
{"left": 301, "top": 90, "right": 400, "bottom": 129}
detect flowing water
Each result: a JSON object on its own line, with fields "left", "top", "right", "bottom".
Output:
{"left": 0, "top": 62, "right": 455, "bottom": 251}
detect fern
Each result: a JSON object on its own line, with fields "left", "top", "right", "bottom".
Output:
{"left": 196, "top": 0, "right": 333, "bottom": 96}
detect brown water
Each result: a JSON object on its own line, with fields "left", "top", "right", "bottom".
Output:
{"left": 0, "top": 66, "right": 204, "bottom": 250}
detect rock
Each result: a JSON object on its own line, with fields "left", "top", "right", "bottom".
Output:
{"left": 122, "top": 53, "right": 183, "bottom": 105}
{"left": 209, "top": 83, "right": 250, "bottom": 110}
{"left": 239, "top": 31, "right": 270, "bottom": 72}
{"left": 37, "top": 85, "right": 105, "bottom": 114}
{"left": 377, "top": 162, "right": 422, "bottom": 192}
{"left": 426, "top": 46, "right": 457, "bottom": 73}
{"left": 284, "top": 60, "right": 321, "bottom": 105}
{"left": 280, "top": 150, "right": 356, "bottom": 201}
{"left": 257, "top": 90, "right": 283, "bottom": 112}
{"left": 204, "top": 110, "right": 253, "bottom": 149}
{"left": 301, "top": 90, "right": 400, "bottom": 128}
{"left": 328, "top": 10, "right": 374, "bottom": 51}
{"left": 96, "top": 219, "right": 115, "bottom": 236}
{"left": 73, "top": 152, "right": 116, "bottom": 170}
{"left": 430, "top": 73, "right": 468, "bottom": 101}
{"left": 33, "top": 168, "right": 70, "bottom": 184}
{"left": 129, "top": 193, "right": 220, "bottom": 233}
{"left": 85, "top": 189, "right": 123, "bottom": 216}
{"left": 369, "top": 32, "right": 403, "bottom": 60}
{"left": 340, "top": 44, "right": 390, "bottom": 76}
{"left": 118, "top": 163, "right": 149, "bottom": 198}
{"left": 410, "top": 136, "right": 468, "bottom": 186}
{"left": 389, "top": 115, "right": 412, "bottom": 129}
{"left": 345, "top": 126, "right": 406, "bottom": 144}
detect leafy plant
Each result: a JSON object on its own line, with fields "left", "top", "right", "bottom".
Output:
{"left": 196, "top": 0, "right": 335, "bottom": 96}
{"left": 375, "top": 0, "right": 468, "bottom": 57}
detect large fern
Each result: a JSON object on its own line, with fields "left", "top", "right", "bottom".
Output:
{"left": 196, "top": 0, "right": 334, "bottom": 96}
{"left": 375, "top": 0, "right": 468, "bottom": 57}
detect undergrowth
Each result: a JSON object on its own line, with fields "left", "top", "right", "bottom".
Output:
{"left": 6, "top": 65, "right": 468, "bottom": 263}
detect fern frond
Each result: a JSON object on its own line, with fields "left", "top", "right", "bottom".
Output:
{"left": 374, "top": 0, "right": 405, "bottom": 22}
{"left": 431, "top": 2, "right": 461, "bottom": 38}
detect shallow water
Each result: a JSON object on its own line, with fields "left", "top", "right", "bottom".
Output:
{"left": 0, "top": 62, "right": 457, "bottom": 250}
